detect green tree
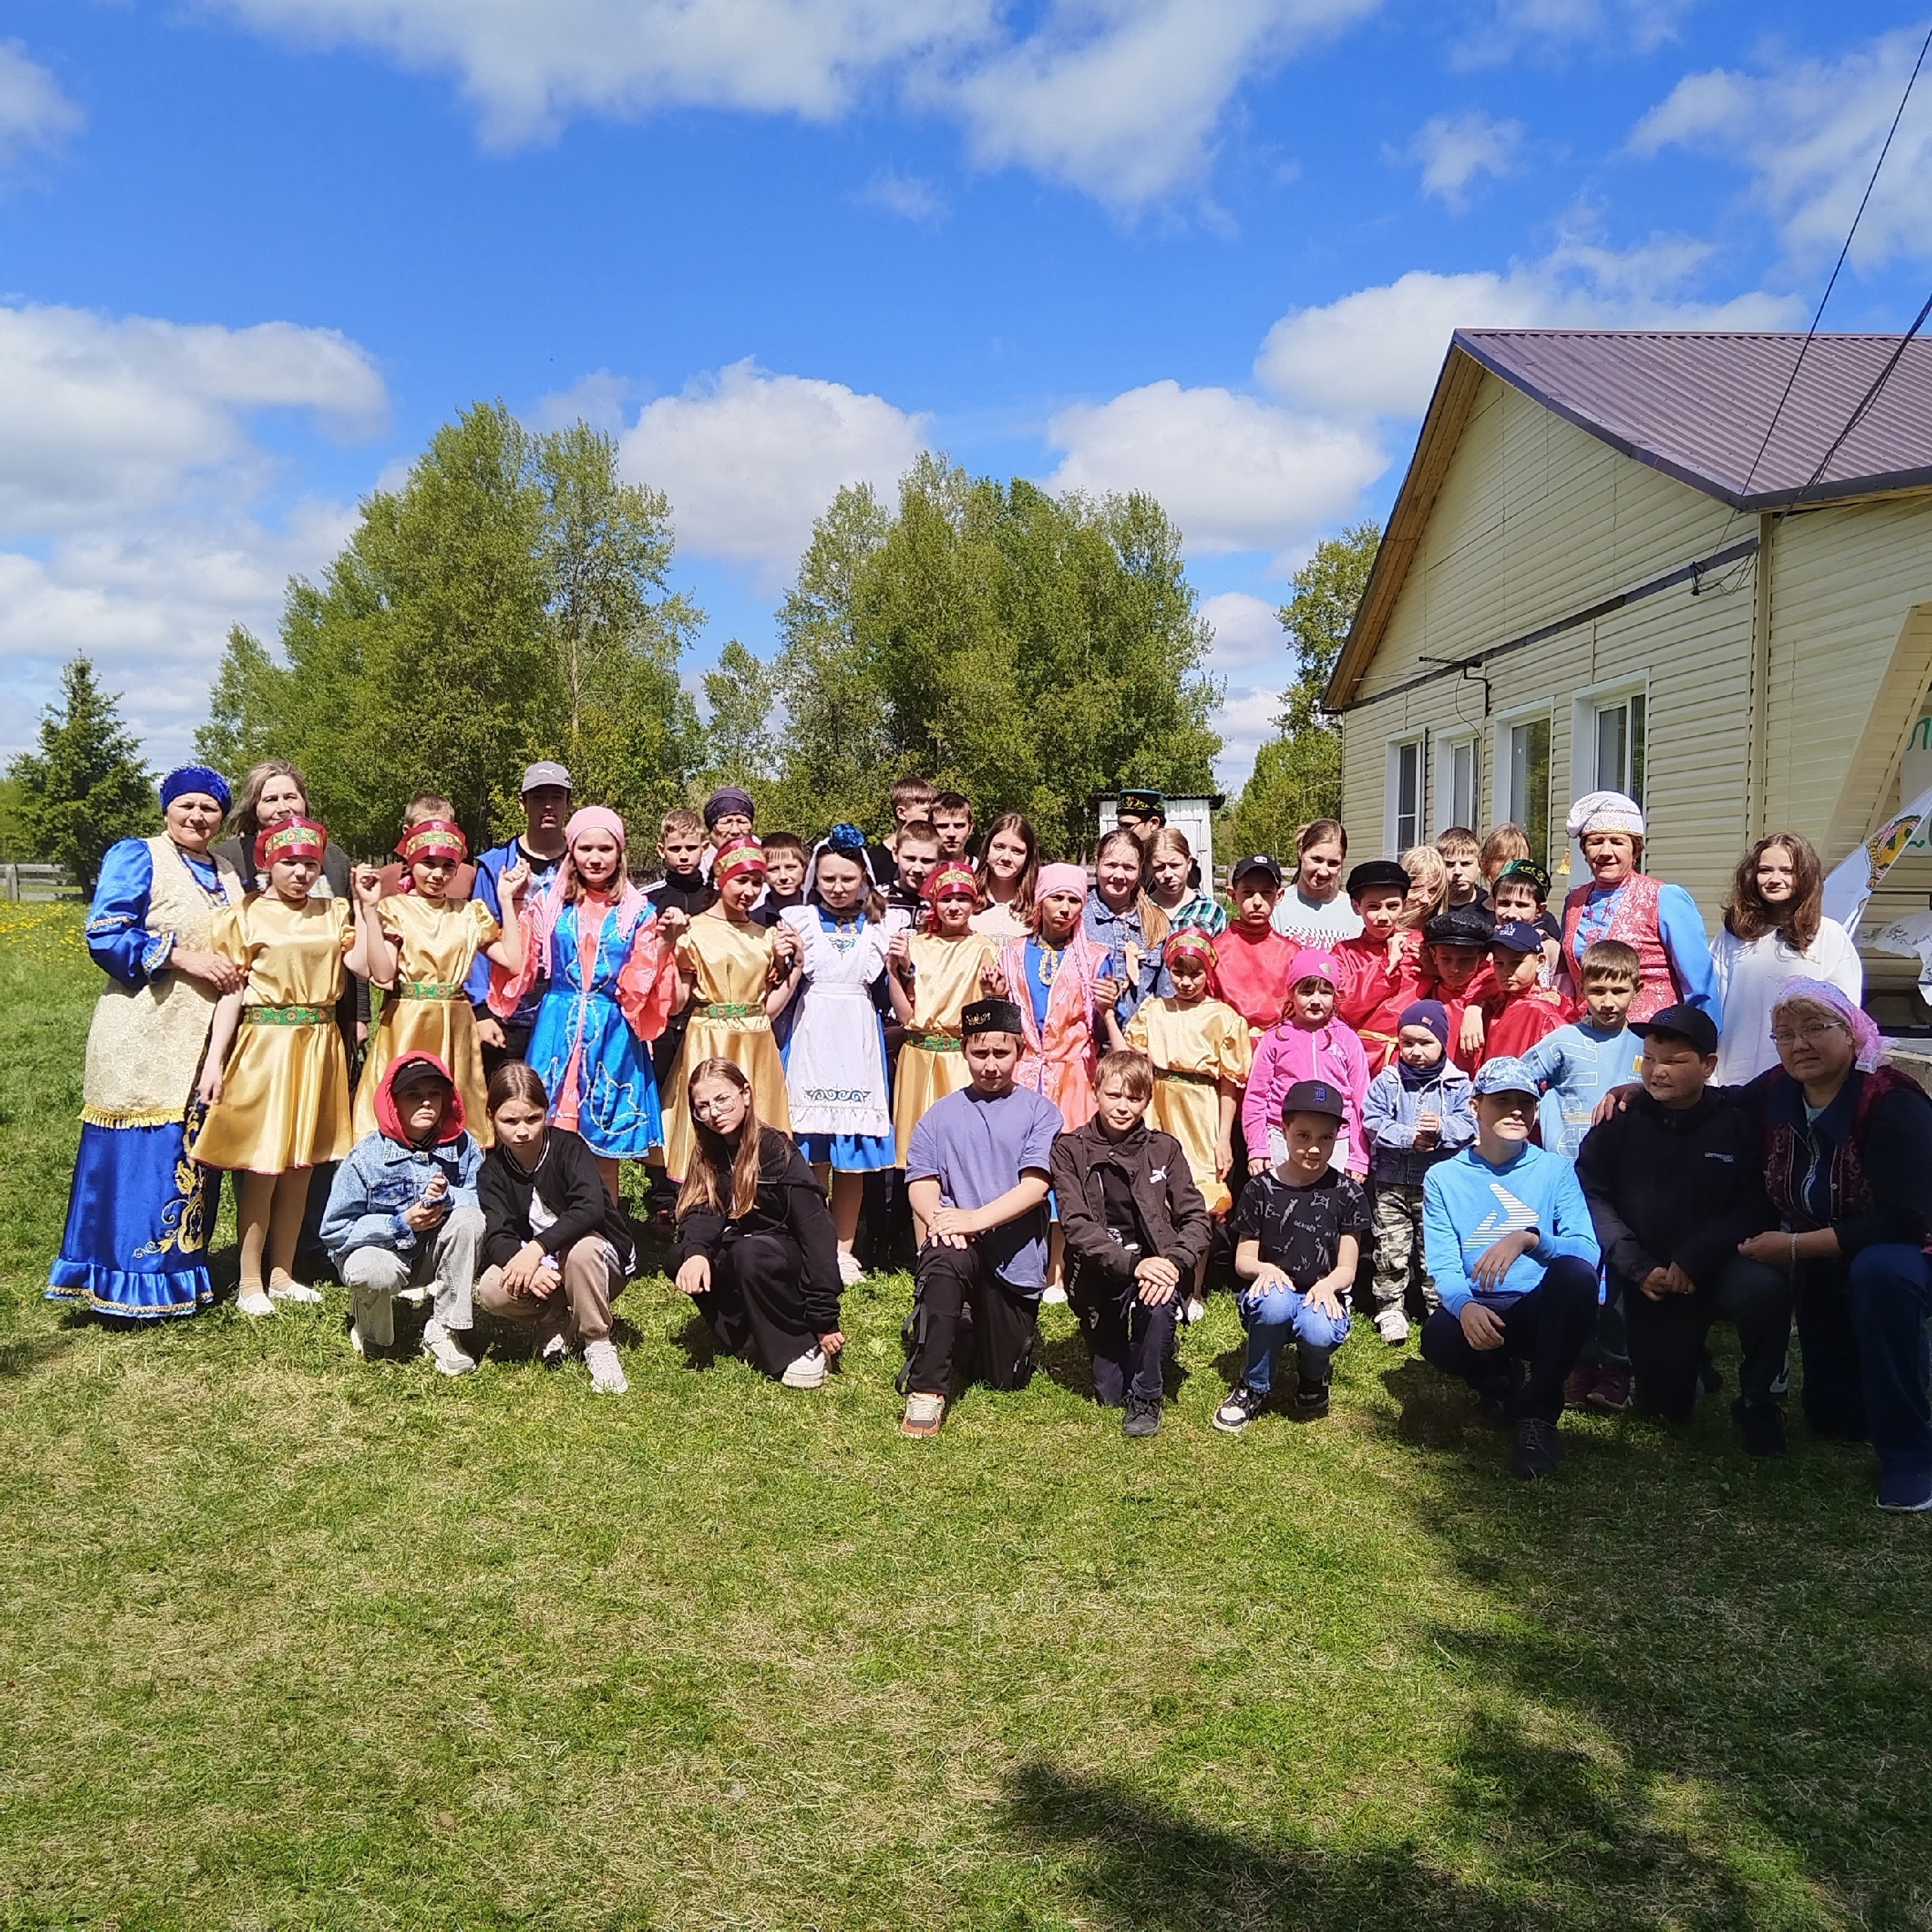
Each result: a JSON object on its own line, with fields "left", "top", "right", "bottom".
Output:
{"left": 700, "top": 640, "right": 781, "bottom": 793}
{"left": 1223, "top": 520, "right": 1380, "bottom": 861}
{"left": 8, "top": 656, "right": 155, "bottom": 888}
{"left": 195, "top": 402, "right": 704, "bottom": 856}
{"left": 761, "top": 456, "right": 1221, "bottom": 854}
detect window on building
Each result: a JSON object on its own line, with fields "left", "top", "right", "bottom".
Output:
{"left": 1392, "top": 739, "right": 1423, "bottom": 852}
{"left": 1506, "top": 716, "right": 1551, "bottom": 865}
{"left": 1591, "top": 691, "right": 1646, "bottom": 805}
{"left": 1442, "top": 737, "right": 1477, "bottom": 830}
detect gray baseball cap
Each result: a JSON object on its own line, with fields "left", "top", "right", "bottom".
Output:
{"left": 520, "top": 761, "right": 572, "bottom": 795}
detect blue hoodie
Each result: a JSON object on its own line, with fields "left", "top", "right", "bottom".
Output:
{"left": 1422, "top": 1140, "right": 1600, "bottom": 1312}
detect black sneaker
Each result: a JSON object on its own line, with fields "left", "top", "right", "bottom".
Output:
{"left": 1122, "top": 1395, "right": 1162, "bottom": 1438}
{"left": 1214, "top": 1383, "right": 1265, "bottom": 1434}
{"left": 1293, "top": 1380, "right": 1331, "bottom": 1420}
{"left": 1732, "top": 1398, "right": 1787, "bottom": 1459}
{"left": 1512, "top": 1417, "right": 1561, "bottom": 1478}
{"left": 1699, "top": 1352, "right": 1724, "bottom": 1397}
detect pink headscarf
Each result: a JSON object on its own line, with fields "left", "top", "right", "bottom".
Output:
{"left": 1034, "top": 863, "right": 1089, "bottom": 905}
{"left": 525, "top": 804, "right": 649, "bottom": 959}
{"left": 1771, "top": 976, "right": 1884, "bottom": 1072}
{"left": 1289, "top": 946, "right": 1342, "bottom": 990}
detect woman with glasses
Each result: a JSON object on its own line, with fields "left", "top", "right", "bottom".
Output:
{"left": 1711, "top": 832, "right": 1861, "bottom": 1084}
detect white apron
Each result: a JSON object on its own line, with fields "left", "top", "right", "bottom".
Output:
{"left": 780, "top": 908, "right": 894, "bottom": 1138}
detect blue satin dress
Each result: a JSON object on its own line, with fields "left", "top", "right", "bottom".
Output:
{"left": 48, "top": 839, "right": 232, "bottom": 1318}
{"left": 525, "top": 902, "right": 665, "bottom": 1159}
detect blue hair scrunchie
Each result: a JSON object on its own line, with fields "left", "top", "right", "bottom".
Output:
{"left": 158, "top": 763, "right": 232, "bottom": 814}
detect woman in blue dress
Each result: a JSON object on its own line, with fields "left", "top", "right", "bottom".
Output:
{"left": 49, "top": 765, "right": 245, "bottom": 1319}
{"left": 488, "top": 806, "right": 685, "bottom": 1199}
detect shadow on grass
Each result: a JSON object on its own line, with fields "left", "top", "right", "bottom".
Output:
{"left": 0, "top": 1325, "right": 75, "bottom": 1378}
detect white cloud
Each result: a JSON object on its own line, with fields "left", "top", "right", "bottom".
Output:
{"left": 526, "top": 368, "right": 637, "bottom": 434}
{"left": 857, "top": 166, "right": 946, "bottom": 223}
{"left": 1454, "top": 0, "right": 1694, "bottom": 66}
{"left": 620, "top": 358, "right": 928, "bottom": 586}
{"left": 0, "top": 41, "right": 82, "bottom": 169}
{"left": 205, "top": 0, "right": 1382, "bottom": 208}
{"left": 0, "top": 303, "right": 386, "bottom": 532}
{"left": 1046, "top": 380, "right": 1383, "bottom": 566}
{"left": 1201, "top": 589, "right": 1284, "bottom": 674}
{"left": 1212, "top": 684, "right": 1285, "bottom": 789}
{"left": 1256, "top": 242, "right": 1798, "bottom": 422}
{"left": 1632, "top": 26, "right": 1932, "bottom": 269}
{"left": 1408, "top": 110, "right": 1521, "bottom": 208}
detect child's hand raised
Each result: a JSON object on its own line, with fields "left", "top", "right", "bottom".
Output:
{"left": 352, "top": 865, "right": 384, "bottom": 907}
{"left": 888, "top": 931, "right": 912, "bottom": 975}
{"left": 656, "top": 906, "right": 690, "bottom": 939}
{"left": 500, "top": 860, "right": 531, "bottom": 903}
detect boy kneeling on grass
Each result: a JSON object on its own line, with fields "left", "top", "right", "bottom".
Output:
{"left": 1214, "top": 1079, "right": 1369, "bottom": 1434}
{"left": 1420, "top": 1057, "right": 1601, "bottom": 1478}
{"left": 321, "top": 1051, "right": 485, "bottom": 1377}
{"left": 900, "top": 998, "right": 1065, "bottom": 1438}
{"left": 1574, "top": 1003, "right": 1789, "bottom": 1457}
{"left": 1051, "top": 1048, "right": 1212, "bottom": 1438}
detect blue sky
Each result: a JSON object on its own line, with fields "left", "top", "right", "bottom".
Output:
{"left": 2, "top": 0, "right": 1930, "bottom": 788}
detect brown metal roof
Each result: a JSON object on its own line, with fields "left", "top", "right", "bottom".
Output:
{"left": 1455, "top": 328, "right": 1932, "bottom": 510}
{"left": 1325, "top": 328, "right": 1932, "bottom": 709}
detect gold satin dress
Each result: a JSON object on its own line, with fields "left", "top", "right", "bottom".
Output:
{"left": 355, "top": 894, "right": 500, "bottom": 1146}
{"left": 891, "top": 932, "right": 997, "bottom": 1165}
{"left": 192, "top": 895, "right": 355, "bottom": 1174}
{"left": 1126, "top": 995, "right": 1251, "bottom": 1215}
{"left": 663, "top": 914, "right": 791, "bottom": 1179}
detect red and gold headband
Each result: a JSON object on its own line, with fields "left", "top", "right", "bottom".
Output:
{"left": 395, "top": 819, "right": 468, "bottom": 865}
{"left": 254, "top": 816, "right": 327, "bottom": 869}
{"left": 923, "top": 863, "right": 979, "bottom": 903}
{"left": 713, "top": 835, "right": 767, "bottom": 883}
{"left": 1165, "top": 928, "right": 1217, "bottom": 961}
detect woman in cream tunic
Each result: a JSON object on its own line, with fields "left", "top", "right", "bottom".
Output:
{"left": 48, "top": 765, "right": 245, "bottom": 1321}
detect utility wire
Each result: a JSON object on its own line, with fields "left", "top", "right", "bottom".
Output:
{"left": 1783, "top": 284, "right": 1932, "bottom": 509}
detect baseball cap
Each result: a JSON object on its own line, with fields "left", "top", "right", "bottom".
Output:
{"left": 520, "top": 761, "right": 572, "bottom": 795}
{"left": 1472, "top": 1056, "right": 1541, "bottom": 1098}
{"left": 1632, "top": 1002, "right": 1720, "bottom": 1057}
{"left": 1489, "top": 918, "right": 1545, "bottom": 955}
{"left": 1231, "top": 853, "right": 1283, "bottom": 887}
{"left": 1280, "top": 1078, "right": 1347, "bottom": 1122}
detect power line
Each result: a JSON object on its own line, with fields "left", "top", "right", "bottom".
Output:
{"left": 1784, "top": 284, "right": 1932, "bottom": 510}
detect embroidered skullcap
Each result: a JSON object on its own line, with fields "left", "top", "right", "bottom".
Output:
{"left": 713, "top": 835, "right": 767, "bottom": 882}
{"left": 254, "top": 816, "right": 326, "bottom": 869}
{"left": 962, "top": 997, "right": 1025, "bottom": 1038}
{"left": 1565, "top": 790, "right": 1645, "bottom": 841}
{"left": 1770, "top": 976, "right": 1884, "bottom": 1073}
{"left": 703, "top": 786, "right": 756, "bottom": 829}
{"left": 395, "top": 819, "right": 467, "bottom": 864}
{"left": 1496, "top": 858, "right": 1552, "bottom": 899}
{"left": 1033, "top": 862, "right": 1089, "bottom": 904}
{"left": 160, "top": 764, "right": 231, "bottom": 814}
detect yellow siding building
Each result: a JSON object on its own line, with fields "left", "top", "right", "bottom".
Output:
{"left": 1327, "top": 331, "right": 1932, "bottom": 1008}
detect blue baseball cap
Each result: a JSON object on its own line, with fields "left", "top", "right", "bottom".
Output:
{"left": 1489, "top": 918, "right": 1545, "bottom": 955}
{"left": 1471, "top": 1056, "right": 1541, "bottom": 1099}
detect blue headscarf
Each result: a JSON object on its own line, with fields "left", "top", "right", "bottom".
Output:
{"left": 158, "top": 764, "right": 232, "bottom": 814}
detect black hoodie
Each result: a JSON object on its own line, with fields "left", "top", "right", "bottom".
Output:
{"left": 478, "top": 1126, "right": 637, "bottom": 1274}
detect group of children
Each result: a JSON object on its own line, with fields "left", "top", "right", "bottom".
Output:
{"left": 115, "top": 759, "right": 1803, "bottom": 1477}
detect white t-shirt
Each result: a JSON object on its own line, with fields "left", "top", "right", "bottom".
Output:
{"left": 1270, "top": 885, "right": 1364, "bottom": 949}
{"left": 1711, "top": 918, "right": 1863, "bottom": 1085}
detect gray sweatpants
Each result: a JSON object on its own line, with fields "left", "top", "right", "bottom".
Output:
{"left": 340, "top": 1204, "right": 484, "bottom": 1347}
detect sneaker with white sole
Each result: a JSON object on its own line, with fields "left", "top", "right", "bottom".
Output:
{"left": 835, "top": 1249, "right": 866, "bottom": 1288}
{"left": 422, "top": 1319, "right": 477, "bottom": 1377}
{"left": 268, "top": 1277, "right": 325, "bottom": 1304}
{"left": 583, "top": 1337, "right": 629, "bottom": 1395}
{"left": 540, "top": 1332, "right": 570, "bottom": 1370}
{"left": 782, "top": 1346, "right": 828, "bottom": 1389}
{"left": 236, "top": 1287, "right": 276, "bottom": 1318}
{"left": 1375, "top": 1308, "right": 1409, "bottom": 1346}
{"left": 1041, "top": 1284, "right": 1069, "bottom": 1306}
{"left": 901, "top": 1390, "right": 946, "bottom": 1436}
{"left": 348, "top": 1321, "right": 367, "bottom": 1358}
{"left": 1183, "top": 1297, "right": 1207, "bottom": 1324}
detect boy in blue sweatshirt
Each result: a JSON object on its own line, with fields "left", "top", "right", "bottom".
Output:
{"left": 1421, "top": 1054, "right": 1601, "bottom": 1478}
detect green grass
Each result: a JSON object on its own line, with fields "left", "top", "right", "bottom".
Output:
{"left": 2, "top": 904, "right": 1930, "bottom": 1930}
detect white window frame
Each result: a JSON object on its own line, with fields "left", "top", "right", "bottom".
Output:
{"left": 1491, "top": 706, "right": 1554, "bottom": 868}
{"left": 1434, "top": 731, "right": 1479, "bottom": 835}
{"left": 1570, "top": 674, "right": 1651, "bottom": 812}
{"left": 1385, "top": 732, "right": 1426, "bottom": 857}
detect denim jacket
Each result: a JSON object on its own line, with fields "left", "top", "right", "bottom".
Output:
{"left": 320, "top": 1130, "right": 482, "bottom": 1263}
{"left": 1362, "top": 1061, "right": 1476, "bottom": 1188}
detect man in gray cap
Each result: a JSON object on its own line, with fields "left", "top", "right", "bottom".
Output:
{"left": 468, "top": 761, "right": 573, "bottom": 1075}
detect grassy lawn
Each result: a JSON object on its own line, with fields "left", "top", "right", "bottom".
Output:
{"left": 2, "top": 903, "right": 1930, "bottom": 1930}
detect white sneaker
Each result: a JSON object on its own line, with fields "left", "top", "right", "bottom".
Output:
{"left": 584, "top": 1337, "right": 629, "bottom": 1395}
{"left": 269, "top": 1278, "right": 325, "bottom": 1304}
{"left": 901, "top": 1390, "right": 946, "bottom": 1436}
{"left": 237, "top": 1287, "right": 275, "bottom": 1318}
{"left": 1041, "top": 1284, "right": 1068, "bottom": 1306}
{"left": 1184, "top": 1297, "right": 1207, "bottom": 1324}
{"left": 540, "top": 1332, "right": 570, "bottom": 1370}
{"left": 782, "top": 1346, "right": 828, "bottom": 1389}
{"left": 348, "top": 1321, "right": 366, "bottom": 1358}
{"left": 835, "top": 1248, "right": 866, "bottom": 1287}
{"left": 1376, "top": 1309, "right": 1410, "bottom": 1345}
{"left": 422, "top": 1319, "right": 477, "bottom": 1377}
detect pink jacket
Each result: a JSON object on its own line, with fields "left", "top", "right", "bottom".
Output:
{"left": 1242, "top": 1017, "right": 1371, "bottom": 1176}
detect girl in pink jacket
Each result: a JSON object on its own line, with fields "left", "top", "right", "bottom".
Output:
{"left": 1242, "top": 947, "right": 1370, "bottom": 1178}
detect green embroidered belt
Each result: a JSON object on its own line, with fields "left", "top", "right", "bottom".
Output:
{"left": 396, "top": 980, "right": 463, "bottom": 1001}
{"left": 701, "top": 1001, "right": 769, "bottom": 1026}
{"left": 906, "top": 1031, "right": 963, "bottom": 1053}
{"left": 242, "top": 1003, "right": 334, "bottom": 1026}
{"left": 1156, "top": 1066, "right": 1218, "bottom": 1088}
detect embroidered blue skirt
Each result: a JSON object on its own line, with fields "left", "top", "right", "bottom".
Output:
{"left": 48, "top": 1117, "right": 217, "bottom": 1318}
{"left": 793, "top": 1130, "right": 897, "bottom": 1174}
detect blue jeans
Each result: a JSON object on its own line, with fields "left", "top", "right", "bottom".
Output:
{"left": 1797, "top": 1244, "right": 1932, "bottom": 1478}
{"left": 1238, "top": 1281, "right": 1351, "bottom": 1395}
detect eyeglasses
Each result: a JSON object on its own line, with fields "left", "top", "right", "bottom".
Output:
{"left": 1768, "top": 1020, "right": 1847, "bottom": 1048}
{"left": 691, "top": 1092, "right": 743, "bottom": 1115}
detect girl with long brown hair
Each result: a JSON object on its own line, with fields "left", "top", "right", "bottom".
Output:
{"left": 971, "top": 811, "right": 1038, "bottom": 940}
{"left": 1712, "top": 830, "right": 1862, "bottom": 1084}
{"left": 669, "top": 1059, "right": 845, "bottom": 1388}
